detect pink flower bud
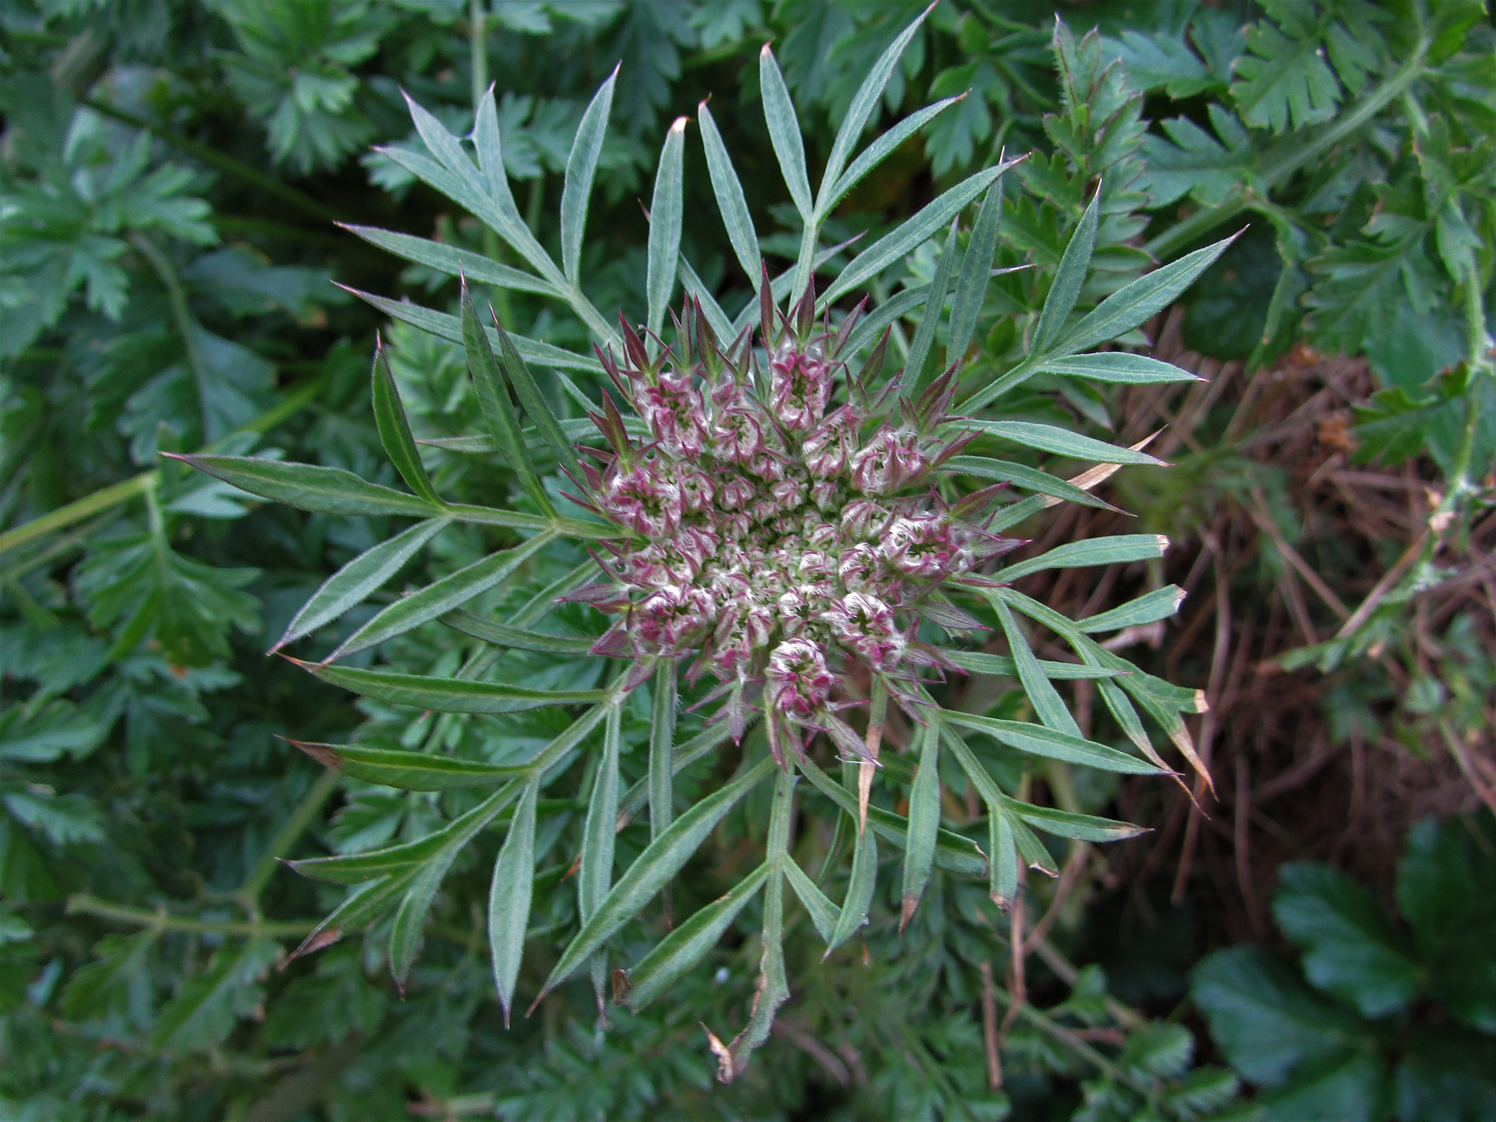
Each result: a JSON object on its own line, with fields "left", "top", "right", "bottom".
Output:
{"left": 841, "top": 499, "right": 892, "bottom": 540}
{"left": 638, "top": 371, "right": 708, "bottom": 457}
{"left": 771, "top": 477, "right": 806, "bottom": 510}
{"left": 678, "top": 469, "right": 714, "bottom": 513}
{"left": 711, "top": 406, "right": 764, "bottom": 465}
{"left": 849, "top": 426, "right": 927, "bottom": 495}
{"left": 766, "top": 638, "right": 834, "bottom": 718}
{"left": 604, "top": 463, "right": 682, "bottom": 537}
{"left": 822, "top": 592, "right": 906, "bottom": 671}
{"left": 802, "top": 409, "right": 854, "bottom": 479}
{"left": 768, "top": 339, "right": 833, "bottom": 432}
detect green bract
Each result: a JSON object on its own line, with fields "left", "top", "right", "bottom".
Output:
{"left": 182, "top": 10, "right": 1228, "bottom": 1078}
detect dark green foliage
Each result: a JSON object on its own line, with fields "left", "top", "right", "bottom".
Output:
{"left": 1194, "top": 813, "right": 1496, "bottom": 1121}
{"left": 2, "top": 1, "right": 1492, "bottom": 1119}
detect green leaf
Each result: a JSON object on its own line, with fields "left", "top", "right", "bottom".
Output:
{"left": 649, "top": 662, "right": 676, "bottom": 843}
{"left": 561, "top": 70, "right": 617, "bottom": 288}
{"left": 461, "top": 282, "right": 551, "bottom": 516}
{"left": 999, "top": 534, "right": 1170, "bottom": 583}
{"left": 1077, "top": 585, "right": 1187, "bottom": 633}
{"left": 1033, "top": 192, "right": 1099, "bottom": 355}
{"left": 941, "top": 712, "right": 1165, "bottom": 775}
{"left": 440, "top": 611, "right": 597, "bottom": 654}
{"left": 625, "top": 862, "right": 772, "bottom": 1011}
{"left": 288, "top": 875, "right": 416, "bottom": 960}
{"left": 489, "top": 777, "right": 538, "bottom": 1026}
{"left": 489, "top": 320, "right": 586, "bottom": 487}
{"left": 903, "top": 219, "right": 960, "bottom": 389}
{"left": 293, "top": 741, "right": 525, "bottom": 791}
{"left": 1036, "top": 351, "right": 1201, "bottom": 384}
{"left": 697, "top": 102, "right": 760, "bottom": 287}
{"left": 990, "top": 804, "right": 1019, "bottom": 908}
{"left": 389, "top": 782, "right": 521, "bottom": 987}
{"left": 1231, "top": 17, "right": 1341, "bottom": 132}
{"left": 340, "top": 224, "right": 560, "bottom": 297}
{"left": 472, "top": 87, "right": 543, "bottom": 263}
{"left": 1274, "top": 863, "right": 1420, "bottom": 1019}
{"left": 1137, "top": 107, "right": 1254, "bottom": 208}
{"left": 947, "top": 181, "right": 1002, "bottom": 364}
{"left": 941, "top": 456, "right": 1120, "bottom": 512}
{"left": 326, "top": 531, "right": 553, "bottom": 661}
{"left": 817, "top": 5, "right": 932, "bottom": 211}
{"left": 1058, "top": 234, "right": 1238, "bottom": 354}
{"left": 346, "top": 287, "right": 602, "bottom": 373}
{"left": 826, "top": 96, "right": 965, "bottom": 215}
{"left": 826, "top": 814, "right": 877, "bottom": 952}
{"left": 646, "top": 117, "right": 686, "bottom": 337}
{"left": 617, "top": 720, "right": 740, "bottom": 825}
{"left": 1396, "top": 815, "right": 1496, "bottom": 1032}
{"left": 152, "top": 939, "right": 282, "bottom": 1053}
{"left": 301, "top": 661, "right": 611, "bottom": 714}
{"left": 579, "top": 705, "right": 622, "bottom": 927}
{"left": 375, "top": 341, "right": 445, "bottom": 494}
{"left": 1192, "top": 946, "right": 1373, "bottom": 1087}
{"left": 540, "top": 757, "right": 777, "bottom": 996}
{"left": 276, "top": 518, "right": 449, "bottom": 650}
{"left": 797, "top": 755, "right": 986, "bottom": 877}
{"left": 959, "top": 419, "right": 1168, "bottom": 466}
{"left": 938, "top": 648, "right": 1125, "bottom": 680}
{"left": 1011, "top": 802, "right": 1147, "bottom": 843}
{"left": 760, "top": 44, "right": 812, "bottom": 222}
{"left": 822, "top": 158, "right": 1018, "bottom": 308}
{"left": 995, "top": 598, "right": 1082, "bottom": 737}
{"left": 173, "top": 455, "right": 440, "bottom": 517}
{"left": 61, "top": 929, "right": 160, "bottom": 1019}
{"left": 900, "top": 722, "right": 942, "bottom": 930}
{"left": 783, "top": 858, "right": 840, "bottom": 945}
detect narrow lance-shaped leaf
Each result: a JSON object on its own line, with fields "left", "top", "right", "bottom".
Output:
{"left": 826, "top": 810, "right": 877, "bottom": 954}
{"left": 325, "top": 531, "right": 553, "bottom": 662}
{"left": 293, "top": 740, "right": 527, "bottom": 791}
{"left": 441, "top": 611, "right": 597, "bottom": 654}
{"left": 298, "top": 660, "right": 611, "bottom": 714}
{"left": 287, "top": 874, "right": 415, "bottom": 962}
{"left": 1032, "top": 191, "right": 1100, "bottom": 355}
{"left": 561, "top": 68, "right": 617, "bottom": 288}
{"left": 1037, "top": 352, "right": 1201, "bottom": 384}
{"left": 469, "top": 86, "right": 560, "bottom": 285}
{"left": 942, "top": 456, "right": 1120, "bottom": 512}
{"left": 170, "top": 454, "right": 440, "bottom": 518}
{"left": 460, "top": 281, "right": 552, "bottom": 516}
{"left": 1078, "top": 585, "right": 1187, "bottom": 633}
{"left": 816, "top": 4, "right": 934, "bottom": 213}
{"left": 538, "top": 757, "right": 776, "bottom": 998}
{"left": 903, "top": 219, "right": 960, "bottom": 392}
{"left": 942, "top": 711, "right": 1166, "bottom": 775}
{"left": 947, "top": 180, "right": 1002, "bottom": 364}
{"left": 783, "top": 858, "right": 840, "bottom": 945}
{"left": 824, "top": 95, "right": 965, "bottom": 215}
{"left": 822, "top": 157, "right": 1019, "bottom": 308}
{"left": 994, "top": 598, "right": 1083, "bottom": 737}
{"left": 490, "top": 777, "right": 538, "bottom": 1026}
{"left": 579, "top": 704, "right": 622, "bottom": 1001}
{"left": 698, "top": 101, "right": 760, "bottom": 287}
{"left": 999, "top": 533, "right": 1169, "bottom": 583}
{"left": 900, "top": 721, "right": 942, "bottom": 933}
{"left": 958, "top": 419, "right": 1168, "bottom": 466}
{"left": 490, "top": 316, "right": 584, "bottom": 486}
{"left": 389, "top": 781, "right": 520, "bottom": 989}
{"left": 625, "top": 862, "right": 772, "bottom": 1011}
{"left": 342, "top": 225, "right": 559, "bottom": 297}
{"left": 990, "top": 804, "right": 1019, "bottom": 909}
{"left": 275, "top": 517, "right": 449, "bottom": 650}
{"left": 760, "top": 44, "right": 812, "bottom": 222}
{"left": 937, "top": 648, "right": 1126, "bottom": 680}
{"left": 1012, "top": 801, "right": 1148, "bottom": 843}
{"left": 646, "top": 117, "right": 687, "bottom": 338}
{"left": 649, "top": 662, "right": 676, "bottom": 843}
{"left": 1058, "top": 232, "right": 1241, "bottom": 354}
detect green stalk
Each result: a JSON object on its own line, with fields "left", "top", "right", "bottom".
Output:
{"left": 238, "top": 769, "right": 344, "bottom": 908}
{"left": 66, "top": 895, "right": 315, "bottom": 938}
{"left": 0, "top": 473, "right": 158, "bottom": 557}
{"left": 1144, "top": 40, "right": 1431, "bottom": 261}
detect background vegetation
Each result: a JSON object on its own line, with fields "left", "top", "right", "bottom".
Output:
{"left": 1, "top": 1, "right": 1493, "bottom": 1120}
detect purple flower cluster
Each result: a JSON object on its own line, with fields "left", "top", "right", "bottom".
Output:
{"left": 575, "top": 301, "right": 1014, "bottom": 756}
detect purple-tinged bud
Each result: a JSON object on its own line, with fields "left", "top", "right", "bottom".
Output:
{"left": 604, "top": 463, "right": 682, "bottom": 537}
{"left": 766, "top": 638, "right": 834, "bottom": 718}
{"left": 822, "top": 592, "right": 905, "bottom": 671}
{"left": 849, "top": 426, "right": 928, "bottom": 495}
{"left": 802, "top": 408, "right": 854, "bottom": 479}
{"left": 841, "top": 499, "right": 892, "bottom": 540}
{"left": 777, "top": 588, "right": 812, "bottom": 635}
{"left": 768, "top": 339, "right": 832, "bottom": 432}
{"left": 716, "top": 475, "right": 756, "bottom": 511}
{"left": 711, "top": 406, "right": 764, "bottom": 465}
{"left": 879, "top": 515, "right": 967, "bottom": 578}
{"left": 678, "top": 469, "right": 715, "bottom": 513}
{"left": 838, "top": 543, "right": 880, "bottom": 590}
{"left": 771, "top": 477, "right": 806, "bottom": 510}
{"left": 745, "top": 450, "right": 785, "bottom": 481}
{"left": 638, "top": 370, "right": 708, "bottom": 456}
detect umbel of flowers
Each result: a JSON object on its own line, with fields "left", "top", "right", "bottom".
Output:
{"left": 573, "top": 280, "right": 1019, "bottom": 769}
